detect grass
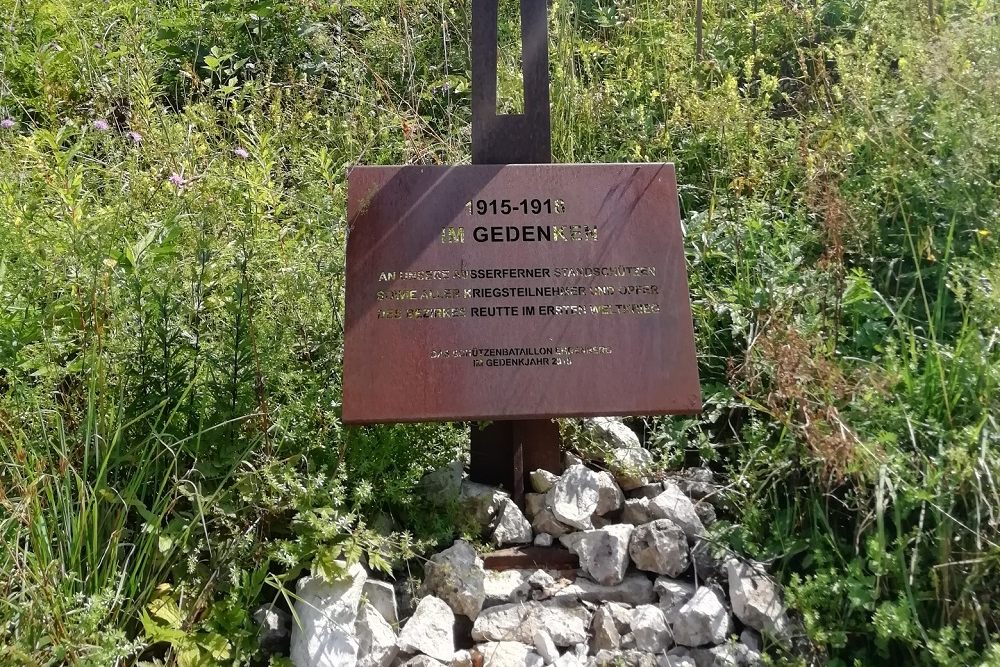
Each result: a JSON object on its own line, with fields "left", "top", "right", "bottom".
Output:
{"left": 0, "top": 0, "right": 998, "bottom": 664}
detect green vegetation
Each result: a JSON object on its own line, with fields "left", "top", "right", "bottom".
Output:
{"left": 1, "top": 0, "right": 997, "bottom": 665}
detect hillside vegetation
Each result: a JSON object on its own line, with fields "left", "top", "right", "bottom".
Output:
{"left": 1, "top": 0, "right": 998, "bottom": 665}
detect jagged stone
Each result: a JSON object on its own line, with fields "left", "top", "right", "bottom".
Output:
{"left": 493, "top": 498, "right": 533, "bottom": 545}
{"left": 726, "top": 560, "right": 790, "bottom": 641}
{"left": 589, "top": 606, "right": 621, "bottom": 652}
{"left": 396, "top": 596, "right": 456, "bottom": 663}
{"left": 420, "top": 461, "right": 464, "bottom": 503}
{"left": 547, "top": 572, "right": 655, "bottom": 605}
{"left": 473, "top": 641, "right": 545, "bottom": 667}
{"left": 740, "top": 628, "right": 762, "bottom": 653}
{"left": 290, "top": 564, "right": 367, "bottom": 666}
{"left": 621, "top": 497, "right": 654, "bottom": 526}
{"left": 526, "top": 493, "right": 547, "bottom": 518}
{"left": 356, "top": 601, "right": 398, "bottom": 667}
{"left": 401, "top": 656, "right": 448, "bottom": 667}
{"left": 363, "top": 579, "right": 399, "bottom": 626}
{"left": 629, "top": 519, "right": 690, "bottom": 577}
{"left": 654, "top": 577, "right": 696, "bottom": 620}
{"left": 534, "top": 532, "right": 554, "bottom": 547}
{"left": 547, "top": 465, "right": 603, "bottom": 529}
{"left": 533, "top": 629, "right": 560, "bottom": 664}
{"left": 608, "top": 446, "right": 654, "bottom": 491}
{"left": 693, "top": 501, "right": 716, "bottom": 527}
{"left": 422, "top": 541, "right": 486, "bottom": 619}
{"left": 671, "top": 587, "right": 732, "bottom": 647}
{"left": 560, "top": 524, "right": 634, "bottom": 586}
{"left": 649, "top": 483, "right": 704, "bottom": 539}
{"left": 472, "top": 600, "right": 592, "bottom": 647}
{"left": 686, "top": 643, "right": 761, "bottom": 667}
{"left": 689, "top": 540, "right": 724, "bottom": 580}
{"left": 483, "top": 569, "right": 531, "bottom": 608}
{"left": 252, "top": 603, "right": 290, "bottom": 656}
{"left": 586, "top": 417, "right": 641, "bottom": 450}
{"left": 460, "top": 480, "right": 509, "bottom": 529}
{"left": 452, "top": 649, "right": 473, "bottom": 667}
{"left": 676, "top": 467, "right": 715, "bottom": 501}
{"left": 564, "top": 452, "right": 584, "bottom": 468}
{"left": 594, "top": 470, "right": 625, "bottom": 516}
{"left": 657, "top": 653, "right": 697, "bottom": 667}
{"left": 589, "top": 649, "right": 658, "bottom": 667}
{"left": 630, "top": 604, "right": 672, "bottom": 653}
{"left": 531, "top": 469, "right": 560, "bottom": 493}
{"left": 532, "top": 509, "right": 571, "bottom": 537}
{"left": 627, "top": 483, "right": 665, "bottom": 500}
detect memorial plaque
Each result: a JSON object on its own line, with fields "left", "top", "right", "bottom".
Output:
{"left": 342, "top": 163, "right": 700, "bottom": 423}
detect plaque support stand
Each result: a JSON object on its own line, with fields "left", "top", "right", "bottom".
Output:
{"left": 468, "top": 0, "right": 562, "bottom": 508}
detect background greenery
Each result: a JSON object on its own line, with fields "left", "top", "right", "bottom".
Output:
{"left": 0, "top": 0, "right": 997, "bottom": 665}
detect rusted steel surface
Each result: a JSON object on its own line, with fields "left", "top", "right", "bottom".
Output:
{"left": 342, "top": 163, "right": 701, "bottom": 423}
{"left": 482, "top": 546, "right": 579, "bottom": 572}
{"left": 469, "top": 419, "right": 561, "bottom": 500}
{"left": 471, "top": 0, "right": 550, "bottom": 164}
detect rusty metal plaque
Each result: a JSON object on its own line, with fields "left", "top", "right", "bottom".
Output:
{"left": 342, "top": 164, "right": 700, "bottom": 423}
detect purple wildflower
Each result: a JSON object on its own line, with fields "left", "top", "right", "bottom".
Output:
{"left": 233, "top": 147, "right": 250, "bottom": 159}
{"left": 92, "top": 119, "right": 110, "bottom": 131}
{"left": 168, "top": 173, "right": 186, "bottom": 188}
{"left": 127, "top": 131, "right": 143, "bottom": 144}
{"left": 1, "top": 119, "right": 14, "bottom": 130}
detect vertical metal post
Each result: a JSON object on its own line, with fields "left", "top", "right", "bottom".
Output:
{"left": 469, "top": 0, "right": 561, "bottom": 507}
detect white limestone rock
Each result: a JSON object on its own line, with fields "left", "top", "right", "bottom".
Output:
{"left": 363, "top": 579, "right": 399, "bottom": 626}
{"left": 483, "top": 569, "right": 531, "bottom": 608}
{"left": 649, "top": 483, "right": 705, "bottom": 539}
{"left": 629, "top": 519, "right": 690, "bottom": 577}
{"left": 726, "top": 560, "right": 790, "bottom": 641}
{"left": 586, "top": 417, "right": 641, "bottom": 450}
{"left": 547, "top": 464, "right": 603, "bottom": 529}
{"left": 657, "top": 654, "right": 697, "bottom": 667}
{"left": 252, "top": 603, "right": 291, "bottom": 656}
{"left": 356, "top": 601, "right": 398, "bottom": 667}
{"left": 654, "top": 577, "right": 696, "bottom": 620}
{"left": 534, "top": 532, "right": 554, "bottom": 547}
{"left": 532, "top": 509, "right": 572, "bottom": 537}
{"left": 589, "top": 605, "right": 622, "bottom": 653}
{"left": 559, "top": 524, "right": 634, "bottom": 586}
{"left": 422, "top": 540, "right": 487, "bottom": 619}
{"left": 564, "top": 451, "right": 584, "bottom": 468}
{"left": 594, "top": 470, "right": 625, "bottom": 516}
{"left": 630, "top": 604, "right": 672, "bottom": 653}
{"left": 401, "top": 656, "right": 448, "bottom": 667}
{"left": 628, "top": 483, "right": 665, "bottom": 500}
{"left": 530, "top": 469, "right": 560, "bottom": 493}
{"left": 420, "top": 461, "right": 464, "bottom": 503}
{"left": 686, "top": 643, "right": 762, "bottom": 667}
{"left": 548, "top": 572, "right": 655, "bottom": 606}
{"left": 460, "top": 480, "right": 509, "bottom": 529}
{"left": 474, "top": 641, "right": 544, "bottom": 667}
{"left": 621, "top": 498, "right": 654, "bottom": 525}
{"left": 608, "top": 446, "right": 654, "bottom": 491}
{"left": 396, "top": 596, "right": 456, "bottom": 663}
{"left": 290, "top": 563, "right": 367, "bottom": 666}
{"left": 525, "top": 493, "right": 547, "bottom": 518}
{"left": 493, "top": 498, "right": 533, "bottom": 545}
{"left": 452, "top": 649, "right": 473, "bottom": 667}
{"left": 533, "top": 629, "right": 560, "bottom": 664}
{"left": 671, "top": 587, "right": 733, "bottom": 647}
{"left": 740, "top": 628, "right": 762, "bottom": 653}
{"left": 472, "top": 600, "right": 592, "bottom": 646}
{"left": 694, "top": 501, "right": 717, "bottom": 527}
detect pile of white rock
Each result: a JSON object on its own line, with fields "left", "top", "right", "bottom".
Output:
{"left": 283, "top": 418, "right": 794, "bottom": 667}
